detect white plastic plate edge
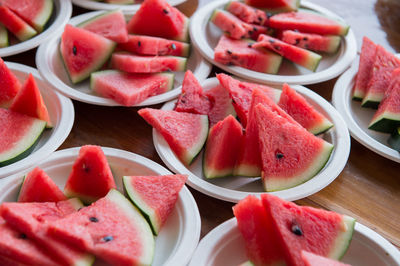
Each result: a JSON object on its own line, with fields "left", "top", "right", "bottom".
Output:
{"left": 0, "top": 62, "right": 74, "bottom": 179}
{"left": 153, "top": 77, "right": 351, "bottom": 203}
{"left": 0, "top": 0, "right": 72, "bottom": 57}
{"left": 189, "top": 0, "right": 357, "bottom": 85}
{"left": 0, "top": 147, "right": 201, "bottom": 266}
{"left": 36, "top": 10, "right": 211, "bottom": 107}
{"left": 188, "top": 218, "right": 400, "bottom": 266}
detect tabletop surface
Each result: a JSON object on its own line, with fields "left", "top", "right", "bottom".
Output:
{"left": 3, "top": 0, "right": 400, "bottom": 251}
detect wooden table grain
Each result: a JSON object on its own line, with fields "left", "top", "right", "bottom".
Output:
{"left": 4, "top": 0, "right": 399, "bottom": 253}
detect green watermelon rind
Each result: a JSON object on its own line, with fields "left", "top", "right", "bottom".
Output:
{"left": 0, "top": 119, "right": 46, "bottom": 167}
{"left": 183, "top": 115, "right": 209, "bottom": 165}
{"left": 388, "top": 127, "right": 400, "bottom": 152}
{"left": 308, "top": 118, "right": 334, "bottom": 135}
{"left": 263, "top": 141, "right": 334, "bottom": 192}
{"left": 328, "top": 215, "right": 356, "bottom": 259}
{"left": 31, "top": 0, "right": 54, "bottom": 32}
{"left": 64, "top": 189, "right": 100, "bottom": 205}
{"left": 106, "top": 0, "right": 134, "bottom": 4}
{"left": 77, "top": 9, "right": 122, "bottom": 28}
{"left": 233, "top": 163, "right": 261, "bottom": 177}
{"left": 16, "top": 22, "right": 37, "bottom": 42}
{"left": 368, "top": 111, "right": 400, "bottom": 133}
{"left": 0, "top": 25, "right": 8, "bottom": 48}
{"left": 177, "top": 17, "right": 190, "bottom": 43}
{"left": 361, "top": 92, "right": 383, "bottom": 109}
{"left": 301, "top": 51, "right": 322, "bottom": 72}
{"left": 326, "top": 36, "right": 342, "bottom": 54}
{"left": 238, "top": 261, "right": 255, "bottom": 266}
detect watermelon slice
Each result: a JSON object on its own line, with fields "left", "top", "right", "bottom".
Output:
{"left": 48, "top": 190, "right": 155, "bottom": 266}
{"left": 280, "top": 30, "right": 341, "bottom": 54}
{"left": 111, "top": 52, "right": 187, "bottom": 73}
{"left": 245, "top": 0, "right": 300, "bottom": 12}
{"left": 205, "top": 85, "right": 236, "bottom": 126}
{"left": 118, "top": 35, "right": 190, "bottom": 57}
{"left": 352, "top": 37, "right": 378, "bottom": 100}
{"left": 18, "top": 167, "right": 67, "bottom": 203}
{"left": 0, "top": 6, "right": 37, "bottom": 41}
{"left": 278, "top": 83, "right": 333, "bottom": 135}
{"left": 138, "top": 108, "right": 209, "bottom": 165}
{"left": 0, "top": 25, "right": 8, "bottom": 48}
{"left": 123, "top": 174, "right": 187, "bottom": 235}
{"left": 0, "top": 108, "right": 46, "bottom": 167}
{"left": 203, "top": 115, "right": 243, "bottom": 178}
{"left": 269, "top": 10, "right": 350, "bottom": 36}
{"left": 0, "top": 0, "right": 53, "bottom": 32}
{"left": 10, "top": 74, "right": 51, "bottom": 127}
{"left": 361, "top": 45, "right": 400, "bottom": 108}
{"left": 0, "top": 58, "right": 21, "bottom": 108}
{"left": 127, "top": 0, "right": 189, "bottom": 42}
{"left": 60, "top": 24, "right": 116, "bottom": 84}
{"left": 254, "top": 104, "right": 333, "bottom": 191}
{"left": 225, "top": 1, "right": 268, "bottom": 25}
{"left": 254, "top": 34, "right": 322, "bottom": 71}
{"left": 216, "top": 73, "right": 281, "bottom": 127}
{"left": 388, "top": 127, "right": 400, "bottom": 153}
{"left": 64, "top": 145, "right": 116, "bottom": 204}
{"left": 214, "top": 35, "right": 282, "bottom": 74}
{"left": 91, "top": 70, "right": 174, "bottom": 106}
{"left": 301, "top": 251, "right": 351, "bottom": 266}
{"left": 78, "top": 9, "right": 128, "bottom": 43}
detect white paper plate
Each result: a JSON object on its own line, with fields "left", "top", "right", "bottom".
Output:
{"left": 189, "top": 0, "right": 357, "bottom": 85}
{"left": 153, "top": 77, "right": 350, "bottom": 203}
{"left": 332, "top": 62, "right": 400, "bottom": 163}
{"left": 0, "top": 62, "right": 74, "bottom": 179}
{"left": 189, "top": 218, "right": 400, "bottom": 266}
{"left": 0, "top": 147, "right": 201, "bottom": 266}
{"left": 72, "top": 0, "right": 187, "bottom": 14}
{"left": 36, "top": 11, "right": 211, "bottom": 106}
{"left": 0, "top": 0, "right": 72, "bottom": 57}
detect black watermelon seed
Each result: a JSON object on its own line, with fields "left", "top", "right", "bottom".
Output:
{"left": 89, "top": 217, "right": 99, "bottom": 223}
{"left": 291, "top": 224, "right": 303, "bottom": 236}
{"left": 72, "top": 46, "right": 77, "bottom": 55}
{"left": 163, "top": 9, "right": 168, "bottom": 14}
{"left": 303, "top": 37, "right": 308, "bottom": 41}
{"left": 253, "top": 27, "right": 257, "bottom": 32}
{"left": 226, "top": 50, "right": 232, "bottom": 55}
{"left": 295, "top": 38, "right": 301, "bottom": 45}
{"left": 269, "top": 39, "right": 275, "bottom": 44}
{"left": 258, "top": 16, "right": 262, "bottom": 21}
{"left": 274, "top": 45, "right": 281, "bottom": 51}
{"left": 138, "top": 41, "right": 141, "bottom": 47}
{"left": 266, "top": 13, "right": 272, "bottom": 18}
{"left": 171, "top": 43, "right": 176, "bottom": 50}
{"left": 19, "top": 233, "right": 27, "bottom": 239}
{"left": 248, "top": 30, "right": 253, "bottom": 35}
{"left": 248, "top": 43, "right": 253, "bottom": 48}
{"left": 276, "top": 153, "right": 284, "bottom": 159}
{"left": 103, "top": 236, "right": 113, "bottom": 242}
{"left": 78, "top": 207, "right": 83, "bottom": 211}
{"left": 82, "top": 164, "right": 90, "bottom": 173}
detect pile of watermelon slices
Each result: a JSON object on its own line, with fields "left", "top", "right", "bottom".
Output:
{"left": 0, "top": 145, "right": 187, "bottom": 265}
{"left": 139, "top": 71, "right": 334, "bottom": 192}
{"left": 211, "top": 0, "right": 348, "bottom": 73}
{"left": 60, "top": 0, "right": 192, "bottom": 106}
{"left": 351, "top": 37, "right": 400, "bottom": 153}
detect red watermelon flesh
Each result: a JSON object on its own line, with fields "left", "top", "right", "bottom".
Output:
{"left": 278, "top": 83, "right": 333, "bottom": 135}
{"left": 123, "top": 174, "right": 187, "bottom": 235}
{"left": 118, "top": 34, "right": 190, "bottom": 57}
{"left": 203, "top": 115, "right": 243, "bottom": 178}
{"left": 18, "top": 167, "right": 67, "bottom": 203}
{"left": 175, "top": 70, "right": 212, "bottom": 115}
{"left": 48, "top": 190, "right": 154, "bottom": 266}
{"left": 138, "top": 108, "right": 209, "bottom": 165}
{"left": 245, "top": 0, "right": 299, "bottom": 12}
{"left": 261, "top": 194, "right": 355, "bottom": 265}
{"left": 269, "top": 11, "right": 349, "bottom": 36}
{"left": 79, "top": 9, "right": 128, "bottom": 43}
{"left": 127, "top": 0, "right": 189, "bottom": 42}
{"left": 0, "top": 58, "right": 21, "bottom": 108}
{"left": 0, "top": 254, "right": 29, "bottom": 266}
{"left": 233, "top": 195, "right": 286, "bottom": 266}
{"left": 214, "top": 35, "right": 282, "bottom": 74}
{"left": 254, "top": 104, "right": 333, "bottom": 191}
{"left": 280, "top": 30, "right": 341, "bottom": 54}
{"left": 254, "top": 34, "right": 321, "bottom": 71}
{"left": 385, "top": 68, "right": 400, "bottom": 98}
{"left": 64, "top": 145, "right": 116, "bottom": 204}
{"left": 91, "top": 70, "right": 174, "bottom": 106}
{"left": 301, "top": 251, "right": 352, "bottom": 266}
{"left": 216, "top": 73, "right": 281, "bottom": 127}
{"left": 10, "top": 74, "right": 51, "bottom": 127}
{"left": 225, "top": 1, "right": 268, "bottom": 26}
{"left": 205, "top": 85, "right": 236, "bottom": 126}
{"left": 0, "top": 6, "right": 37, "bottom": 41}
{"left": 352, "top": 37, "right": 378, "bottom": 100}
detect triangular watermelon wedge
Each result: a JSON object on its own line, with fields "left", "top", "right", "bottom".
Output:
{"left": 301, "top": 251, "right": 352, "bottom": 266}
{"left": 0, "top": 6, "right": 37, "bottom": 41}
{"left": 205, "top": 85, "right": 237, "bottom": 126}
{"left": 0, "top": 58, "right": 21, "bottom": 108}
{"left": 123, "top": 174, "right": 187, "bottom": 235}
{"left": 64, "top": 145, "right": 116, "bottom": 204}
{"left": 18, "top": 167, "right": 67, "bottom": 203}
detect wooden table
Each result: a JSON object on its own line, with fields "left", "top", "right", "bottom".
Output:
{"left": 4, "top": 0, "right": 400, "bottom": 252}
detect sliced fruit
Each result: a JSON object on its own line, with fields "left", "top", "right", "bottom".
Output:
{"left": 301, "top": 251, "right": 351, "bottom": 266}
{"left": 60, "top": 24, "right": 116, "bottom": 84}
{"left": 118, "top": 34, "right": 190, "bottom": 57}
{"left": 0, "top": 57, "right": 21, "bottom": 108}
{"left": 127, "top": 0, "right": 189, "bottom": 42}
{"left": 254, "top": 103, "right": 333, "bottom": 191}
{"left": 48, "top": 190, "right": 155, "bottom": 266}
{"left": 203, "top": 115, "right": 243, "bottom": 178}
{"left": 78, "top": 9, "right": 128, "bottom": 43}
{"left": 138, "top": 108, "right": 209, "bottom": 165}
{"left": 0, "top": 24, "right": 8, "bottom": 48}
{"left": 110, "top": 52, "right": 187, "bottom": 73}
{"left": 18, "top": 167, "right": 67, "bottom": 203}
{"left": 388, "top": 127, "right": 400, "bottom": 153}
{"left": 91, "top": 70, "right": 174, "bottom": 106}
{"left": 225, "top": 1, "right": 268, "bottom": 25}
{"left": 278, "top": 83, "right": 333, "bottom": 134}
{"left": 0, "top": 6, "right": 37, "bottom": 41}
{"left": 280, "top": 30, "right": 341, "bottom": 53}
{"left": 106, "top": 0, "right": 134, "bottom": 3}
{"left": 214, "top": 35, "right": 282, "bottom": 74}
{"left": 123, "top": 174, "right": 187, "bottom": 235}
{"left": 0, "top": 108, "right": 46, "bottom": 167}
{"left": 254, "top": 34, "right": 322, "bottom": 71}
{"left": 10, "top": 73, "right": 51, "bottom": 127}
{"left": 205, "top": 85, "right": 236, "bottom": 126}
{"left": 245, "top": 0, "right": 300, "bottom": 12}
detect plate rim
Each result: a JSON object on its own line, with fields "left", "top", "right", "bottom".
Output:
{"left": 189, "top": 0, "right": 358, "bottom": 85}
